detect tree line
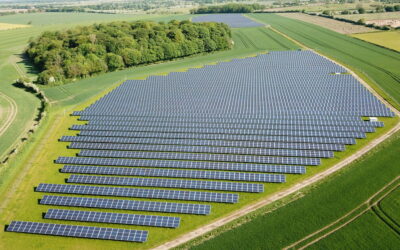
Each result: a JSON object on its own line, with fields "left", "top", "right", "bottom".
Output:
{"left": 190, "top": 3, "right": 265, "bottom": 14}
{"left": 26, "top": 20, "right": 232, "bottom": 85}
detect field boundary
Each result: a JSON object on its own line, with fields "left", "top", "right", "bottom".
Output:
{"left": 154, "top": 26, "right": 400, "bottom": 250}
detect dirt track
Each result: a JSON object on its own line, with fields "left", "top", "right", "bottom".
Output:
{"left": 152, "top": 31, "right": 400, "bottom": 250}
{"left": 0, "top": 91, "right": 18, "bottom": 139}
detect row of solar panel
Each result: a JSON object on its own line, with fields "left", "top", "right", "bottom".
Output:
{"left": 78, "top": 130, "right": 357, "bottom": 145}
{"left": 66, "top": 174, "right": 267, "bottom": 192}
{"left": 60, "top": 136, "right": 346, "bottom": 151}
{"left": 68, "top": 142, "right": 333, "bottom": 158}
{"left": 71, "top": 124, "right": 366, "bottom": 139}
{"left": 36, "top": 183, "right": 239, "bottom": 203}
{"left": 6, "top": 221, "right": 148, "bottom": 242}
{"left": 85, "top": 119, "right": 375, "bottom": 133}
{"left": 77, "top": 113, "right": 362, "bottom": 122}
{"left": 61, "top": 165, "right": 301, "bottom": 180}
{"left": 44, "top": 209, "right": 180, "bottom": 228}
{"left": 76, "top": 115, "right": 383, "bottom": 128}
{"left": 56, "top": 156, "right": 307, "bottom": 173}
{"left": 40, "top": 195, "right": 211, "bottom": 215}
{"left": 77, "top": 149, "right": 321, "bottom": 166}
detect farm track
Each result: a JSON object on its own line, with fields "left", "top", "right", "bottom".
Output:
{"left": 283, "top": 176, "right": 400, "bottom": 249}
{"left": 0, "top": 91, "right": 17, "bottom": 140}
{"left": 154, "top": 25, "right": 400, "bottom": 250}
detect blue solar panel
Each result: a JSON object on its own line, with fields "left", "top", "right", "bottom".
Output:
{"left": 40, "top": 195, "right": 211, "bottom": 215}
{"left": 77, "top": 149, "right": 321, "bottom": 165}
{"left": 192, "top": 14, "right": 264, "bottom": 28}
{"left": 56, "top": 156, "right": 307, "bottom": 173}
{"left": 78, "top": 130, "right": 357, "bottom": 145}
{"left": 61, "top": 165, "right": 297, "bottom": 180}
{"left": 60, "top": 135, "right": 346, "bottom": 151}
{"left": 6, "top": 221, "right": 148, "bottom": 242}
{"left": 45, "top": 209, "right": 180, "bottom": 228}
{"left": 67, "top": 174, "right": 266, "bottom": 192}
{"left": 69, "top": 142, "right": 333, "bottom": 158}
{"left": 36, "top": 183, "right": 239, "bottom": 203}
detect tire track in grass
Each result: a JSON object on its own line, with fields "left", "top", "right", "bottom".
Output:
{"left": 283, "top": 176, "right": 400, "bottom": 250}
{"left": 258, "top": 28, "right": 290, "bottom": 50}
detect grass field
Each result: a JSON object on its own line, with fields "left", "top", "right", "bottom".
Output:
{"left": 352, "top": 31, "right": 400, "bottom": 52}
{"left": 379, "top": 187, "right": 400, "bottom": 225}
{"left": 0, "top": 23, "right": 30, "bottom": 30}
{"left": 279, "top": 13, "right": 374, "bottom": 34}
{"left": 249, "top": 13, "right": 400, "bottom": 111}
{"left": 183, "top": 131, "right": 400, "bottom": 250}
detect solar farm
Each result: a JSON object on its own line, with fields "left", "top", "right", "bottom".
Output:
{"left": 4, "top": 46, "right": 394, "bottom": 244}
{"left": 1, "top": 11, "right": 399, "bottom": 250}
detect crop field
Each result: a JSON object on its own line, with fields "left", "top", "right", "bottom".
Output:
{"left": 278, "top": 13, "right": 374, "bottom": 34}
{"left": 336, "top": 12, "right": 400, "bottom": 22}
{"left": 249, "top": 13, "right": 400, "bottom": 110}
{"left": 352, "top": 31, "right": 400, "bottom": 52}
{"left": 1, "top": 11, "right": 399, "bottom": 250}
{"left": 183, "top": 131, "right": 400, "bottom": 250}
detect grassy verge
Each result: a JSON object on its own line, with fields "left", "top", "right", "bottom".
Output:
{"left": 181, "top": 130, "right": 400, "bottom": 250}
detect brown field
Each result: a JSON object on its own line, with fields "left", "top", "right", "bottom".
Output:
{"left": 278, "top": 13, "right": 375, "bottom": 34}
{"left": 0, "top": 23, "right": 30, "bottom": 31}
{"left": 366, "top": 19, "right": 400, "bottom": 28}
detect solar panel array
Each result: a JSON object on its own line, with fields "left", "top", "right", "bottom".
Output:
{"left": 40, "top": 195, "right": 211, "bottom": 215}
{"left": 6, "top": 221, "right": 148, "bottom": 242}
{"left": 192, "top": 14, "right": 264, "bottom": 28}
{"left": 45, "top": 209, "right": 180, "bottom": 228}
{"left": 7, "top": 50, "right": 392, "bottom": 243}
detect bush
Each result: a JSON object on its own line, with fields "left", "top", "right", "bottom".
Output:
{"left": 395, "top": 5, "right": 400, "bottom": 11}
{"left": 358, "top": 7, "right": 366, "bottom": 14}
{"left": 357, "top": 18, "right": 366, "bottom": 25}
{"left": 341, "top": 10, "right": 350, "bottom": 15}
{"left": 384, "top": 6, "right": 394, "bottom": 12}
{"left": 190, "top": 3, "right": 264, "bottom": 14}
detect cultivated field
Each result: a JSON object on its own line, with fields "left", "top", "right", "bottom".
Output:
{"left": 183, "top": 131, "right": 400, "bottom": 250}
{"left": 352, "top": 31, "right": 400, "bottom": 52}
{"left": 278, "top": 13, "right": 374, "bottom": 34}
{"left": 336, "top": 12, "right": 400, "bottom": 21}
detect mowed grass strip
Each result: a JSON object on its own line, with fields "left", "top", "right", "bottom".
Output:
{"left": 0, "top": 23, "right": 30, "bottom": 31}
{"left": 352, "top": 31, "right": 400, "bottom": 52}
{"left": 249, "top": 13, "right": 400, "bottom": 110}
{"left": 182, "top": 131, "right": 400, "bottom": 250}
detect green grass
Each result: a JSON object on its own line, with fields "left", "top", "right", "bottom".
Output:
{"left": 379, "top": 187, "right": 400, "bottom": 225}
{"left": 308, "top": 211, "right": 400, "bottom": 250}
{"left": 184, "top": 130, "right": 400, "bottom": 250}
{"left": 248, "top": 13, "right": 400, "bottom": 111}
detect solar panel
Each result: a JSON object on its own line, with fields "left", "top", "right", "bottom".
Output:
{"left": 78, "top": 130, "right": 357, "bottom": 145}
{"left": 56, "top": 156, "right": 307, "bottom": 173}
{"left": 69, "top": 142, "right": 334, "bottom": 158}
{"left": 36, "top": 183, "right": 239, "bottom": 203}
{"left": 71, "top": 124, "right": 366, "bottom": 139}
{"left": 40, "top": 195, "right": 211, "bottom": 215}
{"left": 192, "top": 14, "right": 264, "bottom": 28}
{"left": 61, "top": 165, "right": 299, "bottom": 180}
{"left": 60, "top": 135, "right": 346, "bottom": 151}
{"left": 45, "top": 209, "right": 180, "bottom": 228}
{"left": 86, "top": 119, "right": 375, "bottom": 133}
{"left": 66, "top": 174, "right": 266, "bottom": 193}
{"left": 6, "top": 221, "right": 148, "bottom": 242}
{"left": 77, "top": 149, "right": 322, "bottom": 165}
